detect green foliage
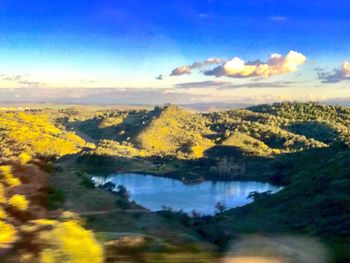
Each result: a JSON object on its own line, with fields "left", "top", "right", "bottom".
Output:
{"left": 76, "top": 154, "right": 123, "bottom": 175}
{"left": 1, "top": 102, "right": 350, "bottom": 262}
{"left": 287, "top": 121, "right": 337, "bottom": 143}
{"left": 80, "top": 176, "right": 96, "bottom": 189}
{"left": 249, "top": 102, "right": 350, "bottom": 146}
{"left": 47, "top": 187, "right": 65, "bottom": 210}
{"left": 213, "top": 145, "right": 350, "bottom": 262}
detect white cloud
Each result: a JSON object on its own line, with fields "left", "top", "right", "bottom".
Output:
{"left": 205, "top": 51, "right": 306, "bottom": 78}
{"left": 318, "top": 61, "right": 350, "bottom": 83}
{"left": 0, "top": 74, "right": 47, "bottom": 87}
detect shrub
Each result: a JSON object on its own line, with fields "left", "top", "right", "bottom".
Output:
{"left": 8, "top": 194, "right": 29, "bottom": 211}
{"left": 0, "top": 221, "right": 17, "bottom": 248}
{"left": 39, "top": 220, "right": 103, "bottom": 263}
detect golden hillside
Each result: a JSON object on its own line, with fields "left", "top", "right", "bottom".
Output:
{"left": 0, "top": 112, "right": 86, "bottom": 157}
{"left": 137, "top": 105, "right": 214, "bottom": 158}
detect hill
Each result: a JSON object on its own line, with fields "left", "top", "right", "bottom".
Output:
{"left": 0, "top": 102, "right": 348, "bottom": 262}
{"left": 0, "top": 111, "right": 86, "bottom": 158}
{"left": 136, "top": 105, "right": 214, "bottom": 158}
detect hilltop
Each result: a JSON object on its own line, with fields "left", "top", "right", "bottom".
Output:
{"left": 136, "top": 105, "right": 214, "bottom": 158}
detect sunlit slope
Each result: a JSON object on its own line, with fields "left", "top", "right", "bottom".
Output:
{"left": 206, "top": 103, "right": 350, "bottom": 157}
{"left": 137, "top": 105, "right": 214, "bottom": 158}
{"left": 249, "top": 102, "right": 350, "bottom": 146}
{"left": 222, "top": 131, "right": 273, "bottom": 156}
{"left": 0, "top": 112, "right": 85, "bottom": 157}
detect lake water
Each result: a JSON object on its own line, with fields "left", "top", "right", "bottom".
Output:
{"left": 92, "top": 173, "right": 283, "bottom": 215}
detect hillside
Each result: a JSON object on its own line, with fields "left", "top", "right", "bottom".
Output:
{"left": 65, "top": 102, "right": 350, "bottom": 161}
{"left": 1, "top": 102, "right": 349, "bottom": 262}
{"left": 136, "top": 105, "right": 214, "bottom": 158}
{"left": 0, "top": 111, "right": 86, "bottom": 158}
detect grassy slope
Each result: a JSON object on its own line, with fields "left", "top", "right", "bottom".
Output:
{"left": 0, "top": 111, "right": 86, "bottom": 157}
{"left": 136, "top": 105, "right": 214, "bottom": 158}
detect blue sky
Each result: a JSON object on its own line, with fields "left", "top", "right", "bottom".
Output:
{"left": 0, "top": 0, "right": 350, "bottom": 104}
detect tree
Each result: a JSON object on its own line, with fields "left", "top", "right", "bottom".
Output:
{"left": 215, "top": 201, "right": 227, "bottom": 214}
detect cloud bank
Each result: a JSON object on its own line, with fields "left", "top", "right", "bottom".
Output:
{"left": 0, "top": 87, "right": 349, "bottom": 107}
{"left": 170, "top": 58, "right": 224, "bottom": 76}
{"left": 170, "top": 51, "right": 306, "bottom": 79}
{"left": 0, "top": 74, "right": 46, "bottom": 87}
{"left": 318, "top": 61, "right": 350, "bottom": 83}
{"left": 175, "top": 80, "right": 300, "bottom": 89}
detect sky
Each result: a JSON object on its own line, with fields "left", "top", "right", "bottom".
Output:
{"left": 0, "top": 0, "right": 350, "bottom": 105}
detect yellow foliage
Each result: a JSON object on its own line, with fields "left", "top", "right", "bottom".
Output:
{"left": 222, "top": 131, "right": 273, "bottom": 156}
{"left": 0, "top": 184, "right": 5, "bottom": 203}
{"left": 95, "top": 140, "right": 141, "bottom": 157}
{"left": 0, "top": 112, "right": 86, "bottom": 157}
{"left": 39, "top": 220, "right": 103, "bottom": 263}
{"left": 0, "top": 165, "right": 12, "bottom": 176}
{"left": 0, "top": 221, "right": 17, "bottom": 247}
{"left": 0, "top": 165, "right": 21, "bottom": 187}
{"left": 137, "top": 106, "right": 214, "bottom": 159}
{"left": 98, "top": 116, "right": 124, "bottom": 128}
{"left": 34, "top": 219, "right": 57, "bottom": 226}
{"left": 0, "top": 208, "right": 7, "bottom": 219}
{"left": 7, "top": 176, "right": 21, "bottom": 187}
{"left": 8, "top": 194, "right": 29, "bottom": 211}
{"left": 191, "top": 143, "right": 212, "bottom": 158}
{"left": 18, "top": 152, "right": 32, "bottom": 165}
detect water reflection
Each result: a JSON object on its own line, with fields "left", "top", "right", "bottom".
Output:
{"left": 93, "top": 173, "right": 283, "bottom": 215}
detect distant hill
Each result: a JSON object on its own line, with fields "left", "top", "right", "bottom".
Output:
{"left": 64, "top": 102, "right": 350, "bottom": 160}
{"left": 136, "top": 105, "right": 214, "bottom": 158}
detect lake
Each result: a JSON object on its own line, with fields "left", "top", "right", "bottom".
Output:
{"left": 92, "top": 173, "right": 283, "bottom": 215}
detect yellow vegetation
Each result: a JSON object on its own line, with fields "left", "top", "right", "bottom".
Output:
{"left": 0, "top": 156, "right": 104, "bottom": 262}
{"left": 137, "top": 106, "right": 214, "bottom": 158}
{"left": 39, "top": 220, "right": 103, "bottom": 263}
{"left": 0, "top": 165, "right": 21, "bottom": 187}
{"left": 0, "top": 112, "right": 86, "bottom": 157}
{"left": 0, "top": 208, "right": 7, "bottom": 219}
{"left": 222, "top": 131, "right": 273, "bottom": 156}
{"left": 0, "top": 221, "right": 17, "bottom": 248}
{"left": 8, "top": 194, "right": 29, "bottom": 211}
{"left": 0, "top": 184, "right": 6, "bottom": 203}
{"left": 18, "top": 152, "right": 32, "bottom": 165}
{"left": 95, "top": 139, "right": 141, "bottom": 157}
{"left": 98, "top": 116, "right": 124, "bottom": 128}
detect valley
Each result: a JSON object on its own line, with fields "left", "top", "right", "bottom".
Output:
{"left": 0, "top": 102, "right": 350, "bottom": 262}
